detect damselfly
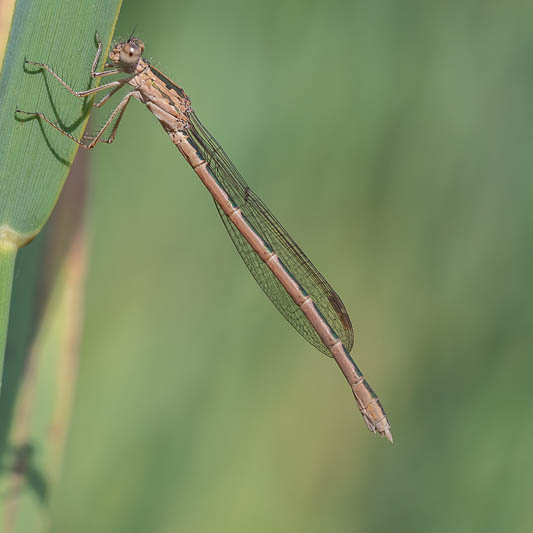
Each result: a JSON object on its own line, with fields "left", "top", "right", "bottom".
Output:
{"left": 17, "top": 34, "right": 392, "bottom": 442}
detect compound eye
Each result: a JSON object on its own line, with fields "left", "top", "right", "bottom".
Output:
{"left": 120, "top": 42, "right": 142, "bottom": 64}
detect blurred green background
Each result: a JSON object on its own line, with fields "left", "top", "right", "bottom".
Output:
{"left": 12, "top": 0, "right": 533, "bottom": 531}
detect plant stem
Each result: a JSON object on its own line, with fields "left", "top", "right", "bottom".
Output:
{"left": 0, "top": 239, "right": 17, "bottom": 394}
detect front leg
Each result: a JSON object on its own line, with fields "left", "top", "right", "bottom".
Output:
{"left": 23, "top": 32, "right": 123, "bottom": 98}
{"left": 90, "top": 32, "right": 121, "bottom": 79}
{"left": 23, "top": 58, "right": 124, "bottom": 99}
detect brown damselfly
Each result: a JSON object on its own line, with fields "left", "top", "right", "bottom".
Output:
{"left": 16, "top": 34, "right": 392, "bottom": 442}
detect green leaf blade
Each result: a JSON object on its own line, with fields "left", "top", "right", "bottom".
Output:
{"left": 0, "top": 0, "right": 123, "bottom": 241}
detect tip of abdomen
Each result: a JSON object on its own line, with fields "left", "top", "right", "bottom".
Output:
{"left": 363, "top": 412, "right": 393, "bottom": 443}
{"left": 381, "top": 428, "right": 394, "bottom": 444}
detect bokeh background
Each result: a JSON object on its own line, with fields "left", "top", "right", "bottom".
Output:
{"left": 15, "top": 0, "right": 533, "bottom": 531}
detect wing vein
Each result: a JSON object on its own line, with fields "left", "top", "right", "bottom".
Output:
{"left": 187, "top": 111, "right": 354, "bottom": 355}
